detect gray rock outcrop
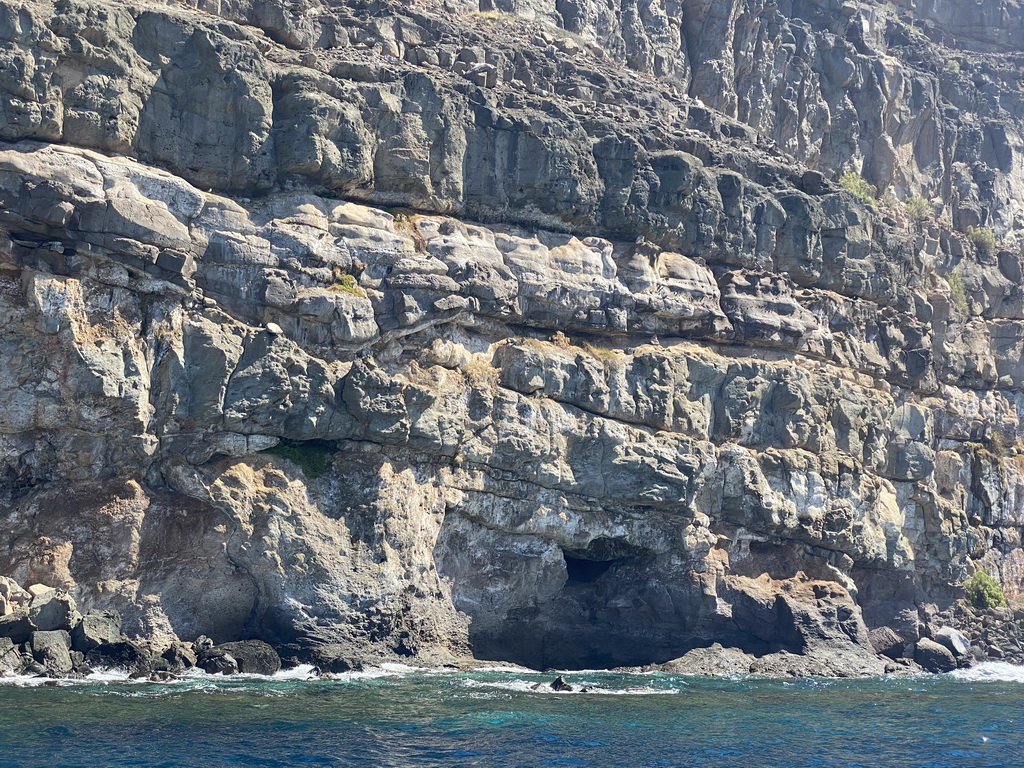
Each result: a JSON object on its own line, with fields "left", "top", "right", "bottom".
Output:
{"left": 71, "top": 610, "right": 122, "bottom": 652}
{"left": 30, "top": 630, "right": 73, "bottom": 677}
{"left": 29, "top": 591, "right": 82, "bottom": 633}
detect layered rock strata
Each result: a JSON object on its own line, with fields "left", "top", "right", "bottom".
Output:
{"left": 0, "top": 0, "right": 1023, "bottom": 673}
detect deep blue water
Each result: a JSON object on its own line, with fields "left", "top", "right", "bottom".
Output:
{"left": 1, "top": 664, "right": 1023, "bottom": 767}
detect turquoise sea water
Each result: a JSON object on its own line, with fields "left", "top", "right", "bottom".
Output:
{"left": 1, "top": 663, "right": 1023, "bottom": 767}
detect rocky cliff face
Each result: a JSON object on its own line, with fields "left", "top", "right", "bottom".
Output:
{"left": 0, "top": 0, "right": 1023, "bottom": 673}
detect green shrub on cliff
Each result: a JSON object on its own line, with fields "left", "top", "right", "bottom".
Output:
{"left": 904, "top": 196, "right": 931, "bottom": 221}
{"left": 330, "top": 266, "right": 365, "bottom": 297}
{"left": 966, "top": 570, "right": 1007, "bottom": 609}
{"left": 838, "top": 171, "right": 877, "bottom": 205}
{"left": 966, "top": 226, "right": 997, "bottom": 257}
{"left": 946, "top": 270, "right": 968, "bottom": 313}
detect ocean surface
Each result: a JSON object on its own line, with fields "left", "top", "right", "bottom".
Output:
{"left": 1, "top": 663, "right": 1023, "bottom": 767}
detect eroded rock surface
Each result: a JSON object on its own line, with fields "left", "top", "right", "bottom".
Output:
{"left": 1, "top": 0, "right": 1023, "bottom": 674}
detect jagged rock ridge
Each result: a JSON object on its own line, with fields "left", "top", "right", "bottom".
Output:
{"left": 0, "top": 0, "right": 1022, "bottom": 673}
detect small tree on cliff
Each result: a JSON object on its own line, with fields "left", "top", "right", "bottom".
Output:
{"left": 965, "top": 570, "right": 1007, "bottom": 609}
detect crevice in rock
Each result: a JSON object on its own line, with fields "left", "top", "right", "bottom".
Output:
{"left": 562, "top": 552, "right": 614, "bottom": 584}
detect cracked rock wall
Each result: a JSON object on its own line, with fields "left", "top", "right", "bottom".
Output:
{"left": 0, "top": 0, "right": 1023, "bottom": 669}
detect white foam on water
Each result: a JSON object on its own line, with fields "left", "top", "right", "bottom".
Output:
{"left": 273, "top": 664, "right": 319, "bottom": 680}
{"left": 469, "top": 664, "right": 541, "bottom": 674}
{"left": 1, "top": 668, "right": 143, "bottom": 688}
{"left": 85, "top": 669, "right": 134, "bottom": 683}
{"left": 457, "top": 677, "right": 679, "bottom": 696}
{"left": 950, "top": 662, "right": 1024, "bottom": 683}
{"left": 0, "top": 673, "right": 57, "bottom": 688}
{"left": 322, "top": 662, "right": 428, "bottom": 682}
{"left": 2, "top": 663, "right": 322, "bottom": 691}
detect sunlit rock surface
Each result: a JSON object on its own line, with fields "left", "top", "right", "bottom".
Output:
{"left": 1, "top": 0, "right": 1023, "bottom": 672}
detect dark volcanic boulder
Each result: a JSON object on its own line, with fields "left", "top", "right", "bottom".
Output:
{"left": 0, "top": 610, "right": 34, "bottom": 644}
{"left": 914, "top": 638, "right": 957, "bottom": 673}
{"left": 212, "top": 641, "right": 281, "bottom": 676}
{"left": 197, "top": 649, "right": 239, "bottom": 675}
{"left": 162, "top": 641, "right": 197, "bottom": 671}
{"left": 31, "top": 630, "right": 73, "bottom": 676}
{"left": 71, "top": 610, "right": 122, "bottom": 652}
{"left": 293, "top": 643, "right": 361, "bottom": 674}
{"left": 550, "top": 675, "right": 573, "bottom": 691}
{"left": 868, "top": 627, "right": 905, "bottom": 660}
{"left": 86, "top": 640, "right": 160, "bottom": 675}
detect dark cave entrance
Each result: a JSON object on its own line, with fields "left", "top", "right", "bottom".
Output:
{"left": 563, "top": 552, "right": 615, "bottom": 583}
{"left": 561, "top": 537, "right": 648, "bottom": 588}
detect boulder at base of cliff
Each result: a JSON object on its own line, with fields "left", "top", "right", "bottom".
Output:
{"left": 868, "top": 626, "right": 905, "bottom": 659}
{"left": 0, "top": 611, "right": 34, "bottom": 644}
{"left": 162, "top": 641, "right": 197, "bottom": 671}
{"left": 30, "top": 630, "right": 73, "bottom": 676}
{"left": 210, "top": 641, "right": 281, "bottom": 675}
{"left": 197, "top": 648, "right": 239, "bottom": 675}
{"left": 28, "top": 591, "right": 81, "bottom": 632}
{"left": 656, "top": 644, "right": 756, "bottom": 675}
{"left": 933, "top": 627, "right": 971, "bottom": 658}
{"left": 0, "top": 578, "right": 30, "bottom": 614}
{"left": 0, "top": 637, "right": 21, "bottom": 675}
{"left": 86, "top": 640, "right": 161, "bottom": 676}
{"left": 290, "top": 643, "right": 362, "bottom": 674}
{"left": 914, "top": 638, "right": 957, "bottom": 673}
{"left": 71, "top": 610, "right": 122, "bottom": 652}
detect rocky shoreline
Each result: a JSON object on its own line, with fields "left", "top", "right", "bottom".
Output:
{"left": 2, "top": 577, "right": 1014, "bottom": 681}
{"left": 1, "top": 579, "right": 284, "bottom": 679}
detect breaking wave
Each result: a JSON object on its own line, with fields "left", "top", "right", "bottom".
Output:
{"left": 950, "top": 662, "right": 1024, "bottom": 683}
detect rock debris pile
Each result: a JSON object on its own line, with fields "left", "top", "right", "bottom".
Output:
{"left": 0, "top": 577, "right": 281, "bottom": 678}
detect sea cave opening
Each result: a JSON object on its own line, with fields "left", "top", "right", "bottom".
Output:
{"left": 560, "top": 537, "right": 646, "bottom": 585}
{"left": 563, "top": 553, "right": 615, "bottom": 583}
